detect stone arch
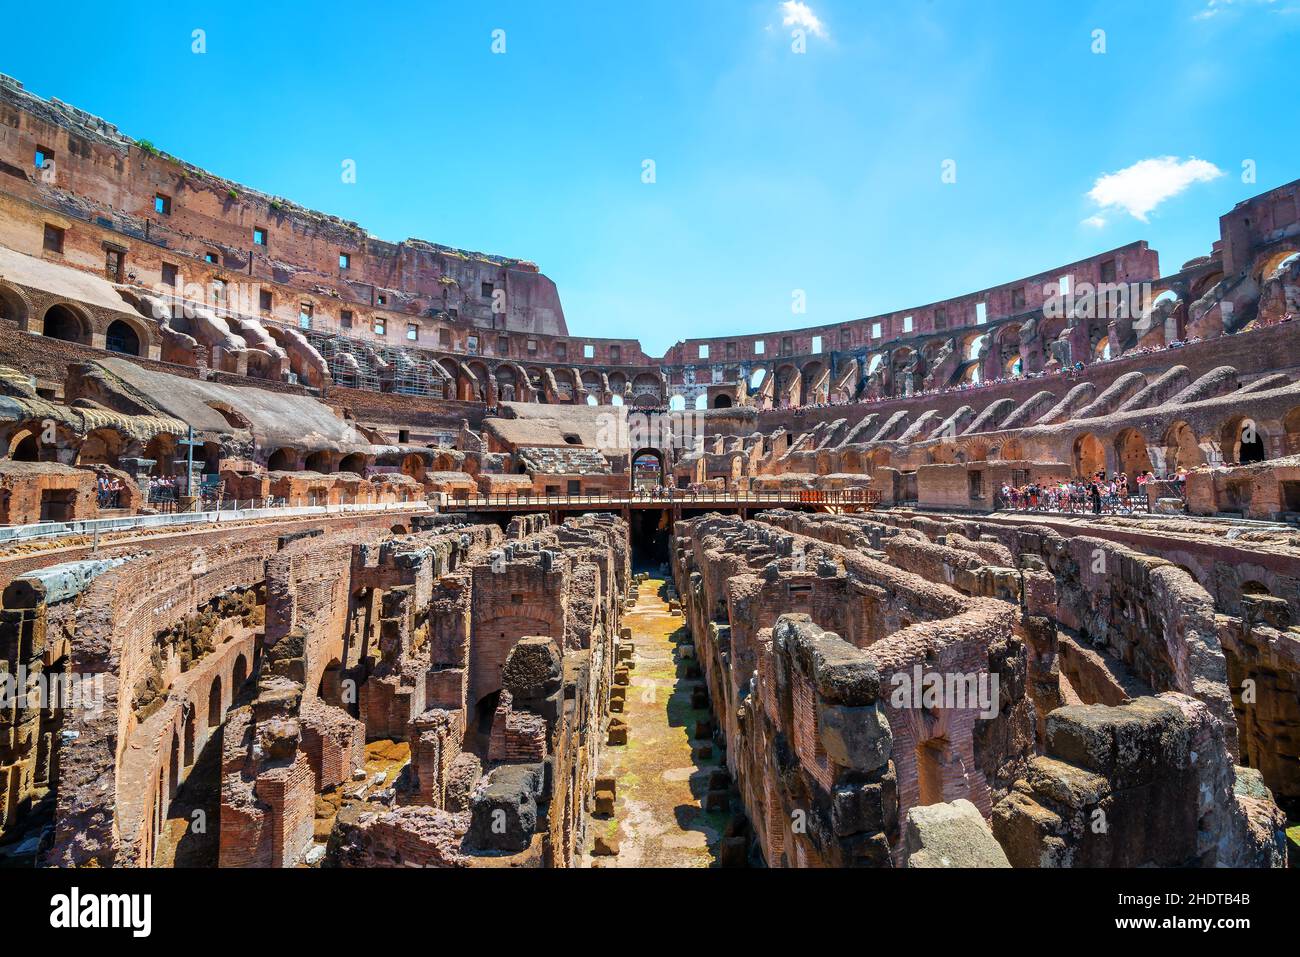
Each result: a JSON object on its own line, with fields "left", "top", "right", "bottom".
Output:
{"left": 713, "top": 393, "right": 733, "bottom": 408}
{"left": 960, "top": 330, "right": 988, "bottom": 362}
{"left": 1163, "top": 421, "right": 1206, "bottom": 472}
{"left": 468, "top": 360, "right": 493, "bottom": 402}
{"left": 183, "top": 713, "right": 195, "bottom": 767}
{"left": 928, "top": 444, "right": 957, "bottom": 465}
{"left": 0, "top": 282, "right": 30, "bottom": 326}
{"left": 233, "top": 653, "right": 249, "bottom": 690}
{"left": 800, "top": 360, "right": 827, "bottom": 404}
{"left": 77, "top": 427, "right": 128, "bottom": 467}
{"left": 866, "top": 448, "right": 893, "bottom": 472}
{"left": 401, "top": 453, "right": 426, "bottom": 482}
{"left": 6, "top": 429, "right": 40, "bottom": 462}
{"left": 1114, "top": 427, "right": 1154, "bottom": 477}
{"left": 266, "top": 447, "right": 297, "bottom": 471}
{"left": 338, "top": 452, "right": 369, "bottom": 475}
{"left": 205, "top": 401, "right": 252, "bottom": 430}
{"left": 1253, "top": 247, "right": 1300, "bottom": 284}
{"left": 996, "top": 437, "right": 1025, "bottom": 461}
{"left": 631, "top": 447, "right": 666, "bottom": 490}
{"left": 303, "top": 450, "right": 335, "bottom": 473}
{"left": 1283, "top": 407, "right": 1300, "bottom": 457}
{"left": 495, "top": 364, "right": 519, "bottom": 402}
{"left": 208, "top": 676, "right": 223, "bottom": 727}
{"left": 1221, "top": 415, "right": 1267, "bottom": 465}
{"left": 631, "top": 373, "right": 662, "bottom": 403}
{"left": 774, "top": 363, "right": 799, "bottom": 405}
{"left": 41, "top": 303, "right": 91, "bottom": 344}
{"left": 552, "top": 367, "right": 577, "bottom": 403}
{"left": 105, "top": 317, "right": 145, "bottom": 356}
{"left": 145, "top": 432, "right": 179, "bottom": 476}
{"left": 168, "top": 731, "right": 180, "bottom": 800}
{"left": 992, "top": 322, "right": 1023, "bottom": 372}
{"left": 1073, "top": 432, "right": 1106, "bottom": 477}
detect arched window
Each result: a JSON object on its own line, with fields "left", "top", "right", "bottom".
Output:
{"left": 208, "top": 677, "right": 223, "bottom": 727}
{"left": 42, "top": 305, "right": 85, "bottom": 343}
{"left": 105, "top": 319, "right": 142, "bottom": 355}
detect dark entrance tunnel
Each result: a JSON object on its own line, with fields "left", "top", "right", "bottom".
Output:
{"left": 631, "top": 508, "right": 670, "bottom": 568}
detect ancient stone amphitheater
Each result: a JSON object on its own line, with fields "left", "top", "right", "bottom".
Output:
{"left": 0, "top": 74, "right": 1296, "bottom": 869}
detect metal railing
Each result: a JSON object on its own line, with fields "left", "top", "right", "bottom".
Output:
{"left": 447, "top": 488, "right": 879, "bottom": 509}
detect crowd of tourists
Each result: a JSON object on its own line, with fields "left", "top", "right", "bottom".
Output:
{"left": 146, "top": 475, "right": 182, "bottom": 503}
{"left": 996, "top": 469, "right": 1189, "bottom": 516}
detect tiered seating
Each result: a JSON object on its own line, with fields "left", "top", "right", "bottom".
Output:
{"left": 517, "top": 447, "right": 611, "bottom": 474}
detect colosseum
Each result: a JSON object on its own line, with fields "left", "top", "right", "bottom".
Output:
{"left": 0, "top": 71, "right": 1296, "bottom": 875}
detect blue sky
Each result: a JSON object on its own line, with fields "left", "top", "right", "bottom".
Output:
{"left": 2, "top": 1, "right": 1296, "bottom": 355}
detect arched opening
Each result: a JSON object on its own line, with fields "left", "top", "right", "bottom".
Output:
{"left": 495, "top": 366, "right": 518, "bottom": 402}
{"left": 1163, "top": 421, "right": 1205, "bottom": 473}
{"left": 400, "top": 453, "right": 426, "bottom": 482}
{"left": 586, "top": 394, "right": 598, "bottom": 406}
{"left": 668, "top": 394, "right": 686, "bottom": 411}
{"left": 338, "top": 453, "right": 367, "bottom": 475}
{"left": 0, "top": 284, "right": 28, "bottom": 326}
{"left": 303, "top": 450, "right": 334, "bottom": 473}
{"left": 475, "top": 690, "right": 502, "bottom": 739}
{"left": 77, "top": 428, "right": 126, "bottom": 468}
{"left": 183, "top": 716, "right": 195, "bottom": 767}
{"left": 1114, "top": 428, "right": 1154, "bottom": 477}
{"left": 1073, "top": 433, "right": 1106, "bottom": 477}
{"left": 41, "top": 304, "right": 87, "bottom": 344}
{"left": 266, "top": 448, "right": 296, "bottom": 471}
{"left": 611, "top": 394, "right": 623, "bottom": 406}
{"left": 1283, "top": 407, "right": 1300, "bottom": 457}
{"left": 104, "top": 319, "right": 142, "bottom": 356}
{"left": 208, "top": 677, "right": 223, "bottom": 727}
{"left": 713, "top": 393, "right": 732, "bottom": 408}
{"left": 1094, "top": 337, "right": 1112, "bottom": 361}
{"left": 693, "top": 393, "right": 708, "bottom": 411}
{"left": 145, "top": 433, "right": 178, "bottom": 476}
{"left": 631, "top": 448, "right": 665, "bottom": 491}
{"left": 997, "top": 437, "right": 1025, "bottom": 461}
{"left": 800, "top": 362, "right": 827, "bottom": 404}
{"left": 1240, "top": 427, "right": 1266, "bottom": 464}
{"left": 8, "top": 430, "right": 39, "bottom": 462}
{"left": 168, "top": 732, "right": 180, "bottom": 800}
{"left": 750, "top": 367, "right": 767, "bottom": 389}
{"left": 232, "top": 654, "right": 249, "bottom": 691}
{"left": 915, "top": 737, "right": 948, "bottom": 807}
{"left": 1222, "top": 417, "right": 1267, "bottom": 465}
{"left": 1241, "top": 580, "right": 1272, "bottom": 596}
{"left": 631, "top": 373, "right": 662, "bottom": 404}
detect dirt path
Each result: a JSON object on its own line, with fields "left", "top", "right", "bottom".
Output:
{"left": 582, "top": 576, "right": 723, "bottom": 867}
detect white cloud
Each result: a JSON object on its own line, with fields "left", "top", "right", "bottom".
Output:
{"left": 1081, "top": 214, "right": 1108, "bottom": 229}
{"left": 781, "top": 1, "right": 828, "bottom": 38}
{"left": 1194, "top": 0, "right": 1291, "bottom": 21}
{"left": 1085, "top": 156, "right": 1224, "bottom": 223}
